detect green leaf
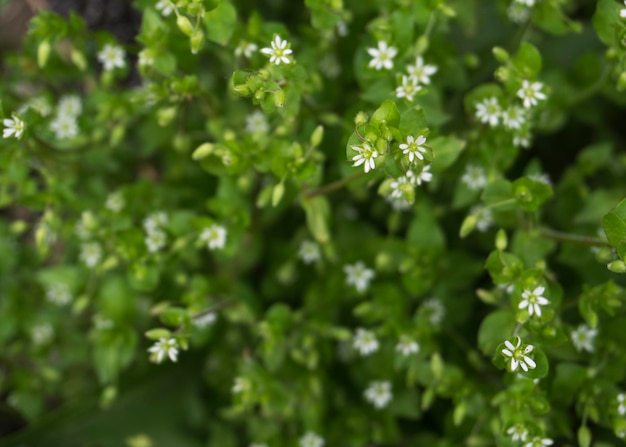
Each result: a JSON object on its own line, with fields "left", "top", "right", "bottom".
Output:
{"left": 204, "top": 1, "right": 237, "bottom": 45}
{"left": 301, "top": 196, "right": 331, "bottom": 244}
{"left": 551, "top": 363, "right": 587, "bottom": 405}
{"left": 399, "top": 107, "right": 427, "bottom": 134}
{"left": 593, "top": 0, "right": 620, "bottom": 46}
{"left": 602, "top": 199, "right": 626, "bottom": 259}
{"left": 534, "top": 1, "right": 579, "bottom": 36}
{"left": 370, "top": 99, "right": 401, "bottom": 130}
{"left": 407, "top": 201, "right": 445, "bottom": 249}
{"left": 429, "top": 136, "right": 465, "bottom": 173}
{"left": 481, "top": 179, "right": 515, "bottom": 210}
{"left": 478, "top": 310, "right": 516, "bottom": 355}
{"left": 512, "top": 177, "right": 553, "bottom": 212}
{"left": 512, "top": 42, "right": 542, "bottom": 78}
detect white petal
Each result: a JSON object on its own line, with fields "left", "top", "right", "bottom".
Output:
{"left": 502, "top": 348, "right": 513, "bottom": 357}
{"left": 510, "top": 358, "right": 519, "bottom": 371}
{"left": 260, "top": 48, "right": 273, "bottom": 55}
{"left": 518, "top": 300, "right": 529, "bottom": 309}
{"left": 520, "top": 361, "right": 528, "bottom": 372}
{"left": 523, "top": 344, "right": 534, "bottom": 354}
{"left": 533, "top": 304, "right": 542, "bottom": 317}
{"left": 504, "top": 340, "right": 516, "bottom": 351}
{"left": 534, "top": 286, "right": 545, "bottom": 295}
{"left": 523, "top": 356, "right": 536, "bottom": 369}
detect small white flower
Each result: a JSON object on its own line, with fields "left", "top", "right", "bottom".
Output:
{"left": 148, "top": 337, "right": 179, "bottom": 363}
{"left": 507, "top": 423, "right": 529, "bottom": 442}
{"left": 337, "top": 21, "right": 348, "bottom": 36}
{"left": 298, "top": 239, "right": 321, "bottom": 264}
{"left": 199, "top": 224, "right": 227, "bottom": 250}
{"left": 93, "top": 315, "right": 114, "bottom": 330}
{"left": 105, "top": 191, "right": 125, "bottom": 213}
{"left": 396, "top": 335, "right": 420, "bottom": 356}
{"left": 138, "top": 49, "right": 155, "bottom": 67}
{"left": 57, "top": 95, "right": 82, "bottom": 118}
{"left": 399, "top": 135, "right": 427, "bottom": 163}
{"left": 193, "top": 312, "right": 217, "bottom": 329}
{"left": 299, "top": 431, "right": 324, "bottom": 447}
{"left": 245, "top": 111, "right": 270, "bottom": 134}
{"left": 20, "top": 96, "right": 51, "bottom": 117}
{"left": 344, "top": 261, "right": 375, "bottom": 293}
{"left": 143, "top": 211, "right": 168, "bottom": 233}
{"left": 523, "top": 437, "right": 553, "bottom": 447}
{"left": 622, "top": 0, "right": 626, "bottom": 18}
{"left": 385, "top": 195, "right": 412, "bottom": 212}
{"left": 80, "top": 242, "right": 102, "bottom": 268}
{"left": 45, "top": 283, "right": 72, "bottom": 306}
{"left": 3, "top": 115, "right": 25, "bottom": 139}
{"left": 528, "top": 172, "right": 552, "bottom": 186}
{"left": 571, "top": 324, "right": 597, "bottom": 353}
{"left": 235, "top": 41, "right": 258, "bottom": 59}
{"left": 519, "top": 286, "right": 549, "bottom": 317}
{"left": 471, "top": 206, "right": 494, "bottom": 232}
{"left": 364, "top": 381, "right": 393, "bottom": 409}
{"left": 31, "top": 323, "right": 54, "bottom": 345}
{"left": 618, "top": 393, "right": 626, "bottom": 415}
{"left": 50, "top": 115, "right": 79, "bottom": 140}
{"left": 513, "top": 132, "right": 531, "bottom": 148}
{"left": 367, "top": 41, "right": 397, "bottom": 71}
{"left": 502, "top": 106, "right": 526, "bottom": 129}
{"left": 517, "top": 80, "right": 546, "bottom": 108}
{"left": 156, "top": 0, "right": 176, "bottom": 16}
{"left": 475, "top": 97, "right": 501, "bottom": 127}
{"left": 232, "top": 377, "right": 251, "bottom": 394}
{"left": 501, "top": 336, "right": 537, "bottom": 372}
{"left": 351, "top": 143, "right": 378, "bottom": 173}
{"left": 508, "top": 3, "right": 531, "bottom": 24}
{"left": 461, "top": 165, "right": 487, "bottom": 190}
{"left": 353, "top": 328, "right": 379, "bottom": 356}
{"left": 408, "top": 165, "right": 433, "bottom": 186}
{"left": 390, "top": 175, "right": 411, "bottom": 199}
{"left": 515, "top": 0, "right": 535, "bottom": 6}
{"left": 260, "top": 35, "right": 293, "bottom": 65}
{"left": 97, "top": 44, "right": 126, "bottom": 71}
{"left": 145, "top": 228, "right": 167, "bottom": 253}
{"left": 395, "top": 75, "right": 422, "bottom": 102}
{"left": 422, "top": 298, "right": 446, "bottom": 325}
{"left": 407, "top": 57, "right": 438, "bottom": 84}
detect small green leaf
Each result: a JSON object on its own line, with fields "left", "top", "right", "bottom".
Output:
{"left": 512, "top": 42, "right": 542, "bottom": 78}
{"left": 204, "top": 1, "right": 237, "bottom": 45}
{"left": 301, "top": 196, "right": 331, "bottom": 244}
{"left": 429, "top": 136, "right": 465, "bottom": 173}
{"left": 478, "top": 310, "right": 516, "bottom": 355}
{"left": 370, "top": 99, "right": 401, "bottom": 130}
{"left": 512, "top": 177, "right": 553, "bottom": 212}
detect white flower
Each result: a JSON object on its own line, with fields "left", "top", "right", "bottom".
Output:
{"left": 390, "top": 175, "right": 411, "bottom": 199}
{"left": 519, "top": 286, "right": 549, "bottom": 317}
{"left": 235, "top": 41, "right": 258, "bottom": 59}
{"left": 528, "top": 172, "right": 552, "bottom": 186}
{"left": 508, "top": 3, "right": 531, "bottom": 24}
{"left": 199, "top": 224, "right": 227, "bottom": 250}
{"left": 515, "top": 0, "right": 535, "bottom": 6}
{"left": 148, "top": 338, "right": 179, "bottom": 363}
{"left": 364, "top": 381, "right": 393, "bottom": 409}
{"left": 260, "top": 35, "right": 293, "bottom": 65}
{"left": 422, "top": 298, "right": 446, "bottom": 325}
{"left": 31, "top": 323, "right": 54, "bottom": 345}
{"left": 145, "top": 228, "right": 167, "bottom": 253}
{"left": 57, "top": 95, "right": 82, "bottom": 118}
{"left": 396, "top": 335, "right": 420, "bottom": 356}
{"left": 250, "top": 444, "right": 268, "bottom": 447}
{"left": 513, "top": 132, "right": 531, "bottom": 148}
{"left": 622, "top": 0, "right": 626, "bottom": 18}
{"left": 399, "top": 135, "right": 427, "bottom": 163}
{"left": 501, "top": 336, "right": 537, "bottom": 372}
{"left": 298, "top": 240, "right": 321, "bottom": 264}
{"left": 50, "top": 115, "right": 79, "bottom": 140}
{"left": 45, "top": 283, "right": 72, "bottom": 306}
{"left": 20, "top": 96, "right": 51, "bottom": 117}
{"left": 3, "top": 115, "right": 25, "bottom": 139}
{"left": 156, "top": 0, "right": 175, "bottom": 16}
{"left": 299, "top": 431, "right": 324, "bottom": 447}
{"left": 143, "top": 212, "right": 168, "bottom": 233}
{"left": 407, "top": 57, "right": 438, "bottom": 84}
{"left": 97, "top": 44, "right": 126, "bottom": 71}
{"left": 193, "top": 312, "right": 217, "bottom": 329}
{"left": 408, "top": 165, "right": 433, "bottom": 186}
{"left": 523, "top": 437, "right": 553, "bottom": 447}
{"left": 138, "top": 49, "right": 154, "bottom": 67}
{"left": 502, "top": 106, "right": 526, "bottom": 129}
{"left": 353, "top": 328, "right": 379, "bottom": 356}
{"left": 245, "top": 111, "right": 270, "bottom": 134}
{"left": 475, "top": 97, "right": 501, "bottom": 127}
{"left": 395, "top": 75, "right": 422, "bottom": 102}
{"left": 571, "top": 324, "right": 597, "bottom": 353}
{"left": 105, "top": 191, "right": 125, "bottom": 213}
{"left": 385, "top": 195, "right": 412, "bottom": 212}
{"left": 517, "top": 80, "right": 546, "bottom": 108}
{"left": 507, "top": 423, "right": 529, "bottom": 442}
{"left": 618, "top": 393, "right": 626, "bottom": 415}
{"left": 93, "top": 315, "right": 114, "bottom": 330}
{"left": 232, "top": 377, "right": 251, "bottom": 394}
{"left": 80, "top": 242, "right": 102, "bottom": 268}
{"left": 367, "top": 41, "right": 397, "bottom": 71}
{"left": 75, "top": 211, "right": 96, "bottom": 240}
{"left": 461, "top": 165, "right": 487, "bottom": 190}
{"left": 470, "top": 206, "right": 494, "bottom": 232}
{"left": 344, "top": 261, "right": 375, "bottom": 293}
{"left": 351, "top": 143, "right": 378, "bottom": 173}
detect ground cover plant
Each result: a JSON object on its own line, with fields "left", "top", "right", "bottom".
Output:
{"left": 1, "top": 0, "right": 626, "bottom": 446}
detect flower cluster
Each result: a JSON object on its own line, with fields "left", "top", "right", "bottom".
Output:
{"left": 50, "top": 95, "right": 82, "bottom": 140}
{"left": 199, "top": 224, "right": 227, "bottom": 250}
{"left": 344, "top": 261, "right": 375, "bottom": 292}
{"left": 501, "top": 336, "right": 536, "bottom": 372}
{"left": 144, "top": 211, "right": 168, "bottom": 253}
{"left": 364, "top": 381, "right": 393, "bottom": 409}
{"left": 148, "top": 338, "right": 179, "bottom": 363}
{"left": 396, "top": 57, "right": 438, "bottom": 102}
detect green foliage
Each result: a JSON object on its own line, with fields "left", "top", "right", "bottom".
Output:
{"left": 1, "top": 0, "right": 626, "bottom": 446}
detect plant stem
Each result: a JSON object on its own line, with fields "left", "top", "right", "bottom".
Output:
{"left": 303, "top": 172, "right": 366, "bottom": 198}
{"left": 539, "top": 228, "right": 611, "bottom": 247}
{"left": 568, "top": 63, "right": 611, "bottom": 106}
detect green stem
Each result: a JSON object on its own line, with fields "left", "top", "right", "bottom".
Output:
{"left": 303, "top": 172, "right": 366, "bottom": 198}
{"left": 538, "top": 228, "right": 611, "bottom": 247}
{"left": 568, "top": 63, "right": 611, "bottom": 106}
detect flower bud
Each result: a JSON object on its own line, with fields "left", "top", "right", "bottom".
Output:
{"left": 608, "top": 259, "right": 626, "bottom": 273}
{"left": 177, "top": 15, "right": 194, "bottom": 36}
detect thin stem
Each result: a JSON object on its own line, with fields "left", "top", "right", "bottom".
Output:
{"left": 303, "top": 172, "right": 366, "bottom": 198}
{"left": 568, "top": 63, "right": 611, "bottom": 106}
{"left": 538, "top": 228, "right": 611, "bottom": 248}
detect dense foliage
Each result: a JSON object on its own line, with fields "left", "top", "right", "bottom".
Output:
{"left": 1, "top": 0, "right": 626, "bottom": 446}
